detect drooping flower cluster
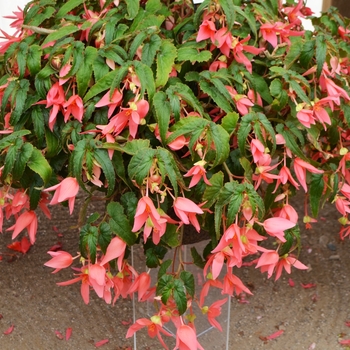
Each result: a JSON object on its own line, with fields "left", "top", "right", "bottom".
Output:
{"left": 1, "top": 0, "right": 350, "bottom": 348}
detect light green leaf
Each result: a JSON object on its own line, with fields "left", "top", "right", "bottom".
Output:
{"left": 316, "top": 34, "right": 327, "bottom": 78}
{"left": 125, "top": 0, "right": 139, "bottom": 20}
{"left": 128, "top": 148, "right": 156, "bottom": 186}
{"left": 156, "top": 40, "right": 177, "bottom": 87}
{"left": 27, "top": 147, "right": 52, "bottom": 184}
{"left": 142, "top": 34, "right": 162, "bottom": 67}
{"left": 27, "top": 44, "right": 42, "bottom": 76}
{"left": 42, "top": 25, "right": 80, "bottom": 46}
{"left": 221, "top": 112, "right": 239, "bottom": 135}
{"left": 177, "top": 47, "right": 212, "bottom": 63}
{"left": 309, "top": 173, "right": 324, "bottom": 218}
{"left": 76, "top": 46, "right": 98, "bottom": 96}
{"left": 102, "top": 139, "right": 151, "bottom": 155}
{"left": 203, "top": 171, "right": 224, "bottom": 208}
{"left": 134, "top": 60, "right": 156, "bottom": 102}
{"left": 57, "top": 0, "right": 84, "bottom": 18}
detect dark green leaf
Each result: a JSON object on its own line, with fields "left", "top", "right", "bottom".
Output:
{"left": 42, "top": 25, "right": 80, "bottom": 46}
{"left": 244, "top": 72, "right": 273, "bottom": 104}
{"left": 177, "top": 47, "right": 212, "bottom": 63}
{"left": 27, "top": 44, "right": 42, "bottom": 76}
{"left": 203, "top": 171, "right": 224, "bottom": 208}
{"left": 12, "top": 143, "right": 34, "bottom": 181}
{"left": 156, "top": 274, "right": 173, "bottom": 302}
{"left": 221, "top": 112, "right": 239, "bottom": 135}
{"left": 309, "top": 173, "right": 324, "bottom": 218}
{"left": 180, "top": 271, "right": 195, "bottom": 298}
{"left": 173, "top": 279, "right": 187, "bottom": 315}
{"left": 126, "top": 0, "right": 139, "bottom": 20}
{"left": 134, "top": 60, "right": 156, "bottom": 102}
{"left": 153, "top": 91, "right": 171, "bottom": 143}
{"left": 0, "top": 130, "right": 31, "bottom": 151}
{"left": 142, "top": 34, "right": 162, "bottom": 66}
{"left": 76, "top": 46, "right": 98, "bottom": 96}
{"left": 190, "top": 246, "right": 206, "bottom": 269}
{"left": 316, "top": 34, "right": 327, "bottom": 78}
{"left": 57, "top": 0, "right": 84, "bottom": 18}
{"left": 156, "top": 40, "right": 177, "bottom": 87}
{"left": 128, "top": 148, "right": 155, "bottom": 186}
{"left": 158, "top": 259, "right": 172, "bottom": 280}
{"left": 94, "top": 148, "right": 116, "bottom": 196}
{"left": 98, "top": 222, "right": 112, "bottom": 254}
{"left": 199, "top": 80, "right": 233, "bottom": 113}
{"left": 10, "top": 80, "right": 30, "bottom": 125}
{"left": 80, "top": 224, "right": 98, "bottom": 261}
{"left": 120, "top": 192, "right": 138, "bottom": 226}
{"left": 107, "top": 202, "right": 136, "bottom": 245}
{"left": 84, "top": 69, "right": 118, "bottom": 102}
{"left": 2, "top": 139, "right": 22, "bottom": 180}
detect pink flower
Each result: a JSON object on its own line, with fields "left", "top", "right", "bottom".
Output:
{"left": 296, "top": 108, "right": 316, "bottom": 128}
{"left": 263, "top": 217, "right": 296, "bottom": 242}
{"left": 132, "top": 196, "right": 161, "bottom": 232}
{"left": 255, "top": 249, "right": 279, "bottom": 278}
{"left": 293, "top": 158, "right": 324, "bottom": 192}
{"left": 95, "top": 89, "right": 123, "bottom": 118}
{"left": 99, "top": 236, "right": 126, "bottom": 271}
{"left": 273, "top": 165, "right": 300, "bottom": 192}
{"left": 127, "top": 272, "right": 151, "bottom": 301}
{"left": 196, "top": 20, "right": 216, "bottom": 43}
{"left": 173, "top": 197, "right": 204, "bottom": 232}
{"left": 251, "top": 139, "right": 265, "bottom": 164}
{"left": 226, "top": 86, "right": 254, "bottom": 115}
{"left": 59, "top": 63, "right": 72, "bottom": 85}
{"left": 6, "top": 210, "right": 38, "bottom": 244}
{"left": 174, "top": 325, "right": 204, "bottom": 350}
{"left": 126, "top": 316, "right": 172, "bottom": 350}
{"left": 202, "top": 298, "right": 228, "bottom": 331}
{"left": 222, "top": 270, "right": 253, "bottom": 296}
{"left": 275, "top": 254, "right": 308, "bottom": 280}
{"left": 63, "top": 94, "right": 84, "bottom": 123}
{"left": 43, "top": 177, "right": 80, "bottom": 214}
{"left": 184, "top": 160, "right": 211, "bottom": 188}
{"left": 44, "top": 250, "right": 73, "bottom": 273}
{"left": 213, "top": 27, "right": 232, "bottom": 57}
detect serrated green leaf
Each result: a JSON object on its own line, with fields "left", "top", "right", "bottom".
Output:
{"left": 257, "top": 112, "right": 276, "bottom": 154}
{"left": 87, "top": 212, "right": 101, "bottom": 224}
{"left": 94, "top": 148, "right": 115, "bottom": 196}
{"left": 309, "top": 173, "right": 324, "bottom": 218}
{"left": 107, "top": 201, "right": 136, "bottom": 245}
{"left": 12, "top": 142, "right": 34, "bottom": 181}
{"left": 244, "top": 72, "right": 273, "bottom": 104}
{"left": 84, "top": 69, "right": 118, "bottom": 102}
{"left": 146, "top": 245, "right": 168, "bottom": 268}
{"left": 102, "top": 139, "right": 151, "bottom": 156}
{"left": 42, "top": 25, "right": 79, "bottom": 46}
{"left": 245, "top": 183, "right": 265, "bottom": 220}
{"left": 219, "top": 0, "right": 236, "bottom": 31}
{"left": 79, "top": 224, "right": 98, "bottom": 261}
{"left": 234, "top": 5, "right": 257, "bottom": 38}
{"left": 270, "top": 79, "right": 283, "bottom": 97}
{"left": 134, "top": 60, "right": 156, "bottom": 102}
{"left": 288, "top": 78, "right": 310, "bottom": 104}
{"left": 177, "top": 47, "right": 212, "bottom": 63}
{"left": 316, "top": 34, "right": 327, "bottom": 78}
{"left": 180, "top": 271, "right": 195, "bottom": 298}
{"left": 157, "top": 274, "right": 173, "bottom": 302}
{"left": 239, "top": 157, "right": 253, "bottom": 182}
{"left": 128, "top": 148, "right": 155, "bottom": 186}
{"left": 203, "top": 171, "right": 224, "bottom": 208}
{"left": 156, "top": 40, "right": 177, "bottom": 87}
{"left": 190, "top": 246, "right": 206, "bottom": 269}
{"left": 156, "top": 148, "right": 184, "bottom": 196}
{"left": 76, "top": 46, "right": 98, "bottom": 96}
{"left": 98, "top": 222, "right": 112, "bottom": 254}
{"left": 173, "top": 279, "right": 187, "bottom": 315}
{"left": 57, "top": 0, "right": 84, "bottom": 18}
{"left": 17, "top": 42, "right": 28, "bottom": 78}
{"left": 27, "top": 44, "right": 42, "bottom": 76}
{"left": 0, "top": 130, "right": 31, "bottom": 151}
{"left": 237, "top": 113, "right": 254, "bottom": 156}
{"left": 2, "top": 138, "right": 22, "bottom": 180}
{"left": 221, "top": 112, "right": 239, "bottom": 135}
{"left": 158, "top": 259, "right": 172, "bottom": 280}
{"left": 199, "top": 80, "right": 233, "bottom": 113}
{"left": 153, "top": 91, "right": 171, "bottom": 143}
{"left": 142, "top": 34, "right": 162, "bottom": 66}
{"left": 129, "top": 31, "right": 148, "bottom": 60}
{"left": 161, "top": 224, "right": 181, "bottom": 247}
{"left": 226, "top": 190, "right": 244, "bottom": 225}
{"left": 126, "top": 0, "right": 139, "bottom": 20}
{"left": 27, "top": 147, "right": 52, "bottom": 184}
{"left": 45, "top": 128, "right": 61, "bottom": 158}
{"left": 120, "top": 192, "right": 138, "bottom": 226}
{"left": 10, "top": 79, "right": 30, "bottom": 125}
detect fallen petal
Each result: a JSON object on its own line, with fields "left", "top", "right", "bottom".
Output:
{"left": 65, "top": 327, "right": 72, "bottom": 341}
{"left": 301, "top": 283, "right": 317, "bottom": 289}
{"left": 4, "top": 325, "right": 15, "bottom": 335}
{"left": 266, "top": 329, "right": 284, "bottom": 340}
{"left": 95, "top": 339, "right": 109, "bottom": 347}
{"left": 55, "top": 330, "right": 64, "bottom": 340}
{"left": 288, "top": 278, "right": 295, "bottom": 287}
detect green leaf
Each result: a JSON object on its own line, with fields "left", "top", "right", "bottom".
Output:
{"left": 153, "top": 91, "right": 171, "bottom": 143}
{"left": 199, "top": 80, "right": 233, "bottom": 113}
{"left": 80, "top": 224, "right": 98, "bottom": 261}
{"left": 120, "top": 192, "right": 138, "bottom": 226}
{"left": 17, "top": 42, "right": 28, "bottom": 78}
{"left": 161, "top": 224, "right": 181, "bottom": 247}
{"left": 27, "top": 147, "right": 52, "bottom": 184}
{"left": 42, "top": 25, "right": 80, "bottom": 46}
{"left": 94, "top": 148, "right": 116, "bottom": 196}
{"left": 316, "top": 34, "right": 327, "bottom": 78}
{"left": 157, "top": 274, "right": 174, "bottom": 303}
{"left": 134, "top": 60, "right": 156, "bottom": 102}
{"left": 76, "top": 46, "right": 98, "bottom": 96}
{"left": 128, "top": 148, "right": 155, "bottom": 186}
{"left": 156, "top": 148, "right": 184, "bottom": 197}
{"left": 309, "top": 173, "right": 324, "bottom": 218}
{"left": 177, "top": 47, "right": 212, "bottom": 63}
{"left": 234, "top": 5, "right": 257, "bottom": 38}
{"left": 300, "top": 39, "right": 315, "bottom": 68}
{"left": 239, "top": 157, "right": 253, "bottom": 182}
{"left": 156, "top": 40, "right": 177, "bottom": 87}
{"left": 83, "top": 69, "right": 118, "bottom": 102}
{"left": 129, "top": 32, "right": 148, "bottom": 60}
{"left": 244, "top": 72, "right": 273, "bottom": 104}
{"left": 27, "top": 44, "right": 42, "bottom": 76}
{"left": 269, "top": 79, "right": 283, "bottom": 97}
{"left": 2, "top": 138, "right": 22, "bottom": 180}
{"left": 257, "top": 112, "right": 276, "bottom": 154}
{"left": 57, "top": 0, "right": 84, "bottom": 18}
{"left": 142, "top": 34, "right": 162, "bottom": 67}
{"left": 146, "top": 245, "right": 168, "bottom": 268}
{"left": 219, "top": 0, "right": 236, "bottom": 30}
{"left": 126, "top": 0, "right": 139, "bottom": 20}
{"left": 203, "top": 171, "right": 224, "bottom": 208}
{"left": 0, "top": 130, "right": 31, "bottom": 151}
{"left": 221, "top": 112, "right": 239, "bottom": 135}
{"left": 102, "top": 139, "right": 151, "bottom": 156}
{"left": 173, "top": 279, "right": 187, "bottom": 315}
{"left": 107, "top": 201, "right": 136, "bottom": 245}
{"left": 237, "top": 113, "right": 254, "bottom": 156}
{"left": 245, "top": 183, "right": 265, "bottom": 220}
{"left": 98, "top": 222, "right": 112, "bottom": 254}
{"left": 10, "top": 80, "right": 30, "bottom": 125}
{"left": 288, "top": 78, "right": 310, "bottom": 104}
{"left": 158, "top": 259, "right": 172, "bottom": 280}
{"left": 45, "top": 128, "right": 61, "bottom": 158}
{"left": 12, "top": 142, "right": 34, "bottom": 181}
{"left": 190, "top": 246, "right": 206, "bottom": 269}
{"left": 180, "top": 271, "right": 195, "bottom": 298}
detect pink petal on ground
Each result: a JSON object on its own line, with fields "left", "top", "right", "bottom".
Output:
{"left": 339, "top": 339, "right": 350, "bottom": 345}
{"left": 95, "top": 339, "right": 109, "bottom": 347}
{"left": 55, "top": 330, "right": 64, "bottom": 340}
{"left": 301, "top": 283, "right": 317, "bottom": 289}
{"left": 3, "top": 325, "right": 14, "bottom": 335}
{"left": 266, "top": 329, "right": 284, "bottom": 340}
{"left": 65, "top": 327, "right": 72, "bottom": 341}
{"left": 288, "top": 278, "right": 295, "bottom": 287}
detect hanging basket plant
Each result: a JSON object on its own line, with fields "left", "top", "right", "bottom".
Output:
{"left": 0, "top": 0, "right": 350, "bottom": 348}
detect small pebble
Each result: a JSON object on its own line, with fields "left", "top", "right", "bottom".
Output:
{"left": 327, "top": 242, "right": 337, "bottom": 251}
{"left": 329, "top": 255, "right": 340, "bottom": 260}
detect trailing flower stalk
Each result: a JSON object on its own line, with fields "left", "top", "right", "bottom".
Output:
{"left": 0, "top": 0, "right": 349, "bottom": 347}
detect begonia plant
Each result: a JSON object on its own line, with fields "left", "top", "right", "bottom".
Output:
{"left": 0, "top": 0, "right": 350, "bottom": 348}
